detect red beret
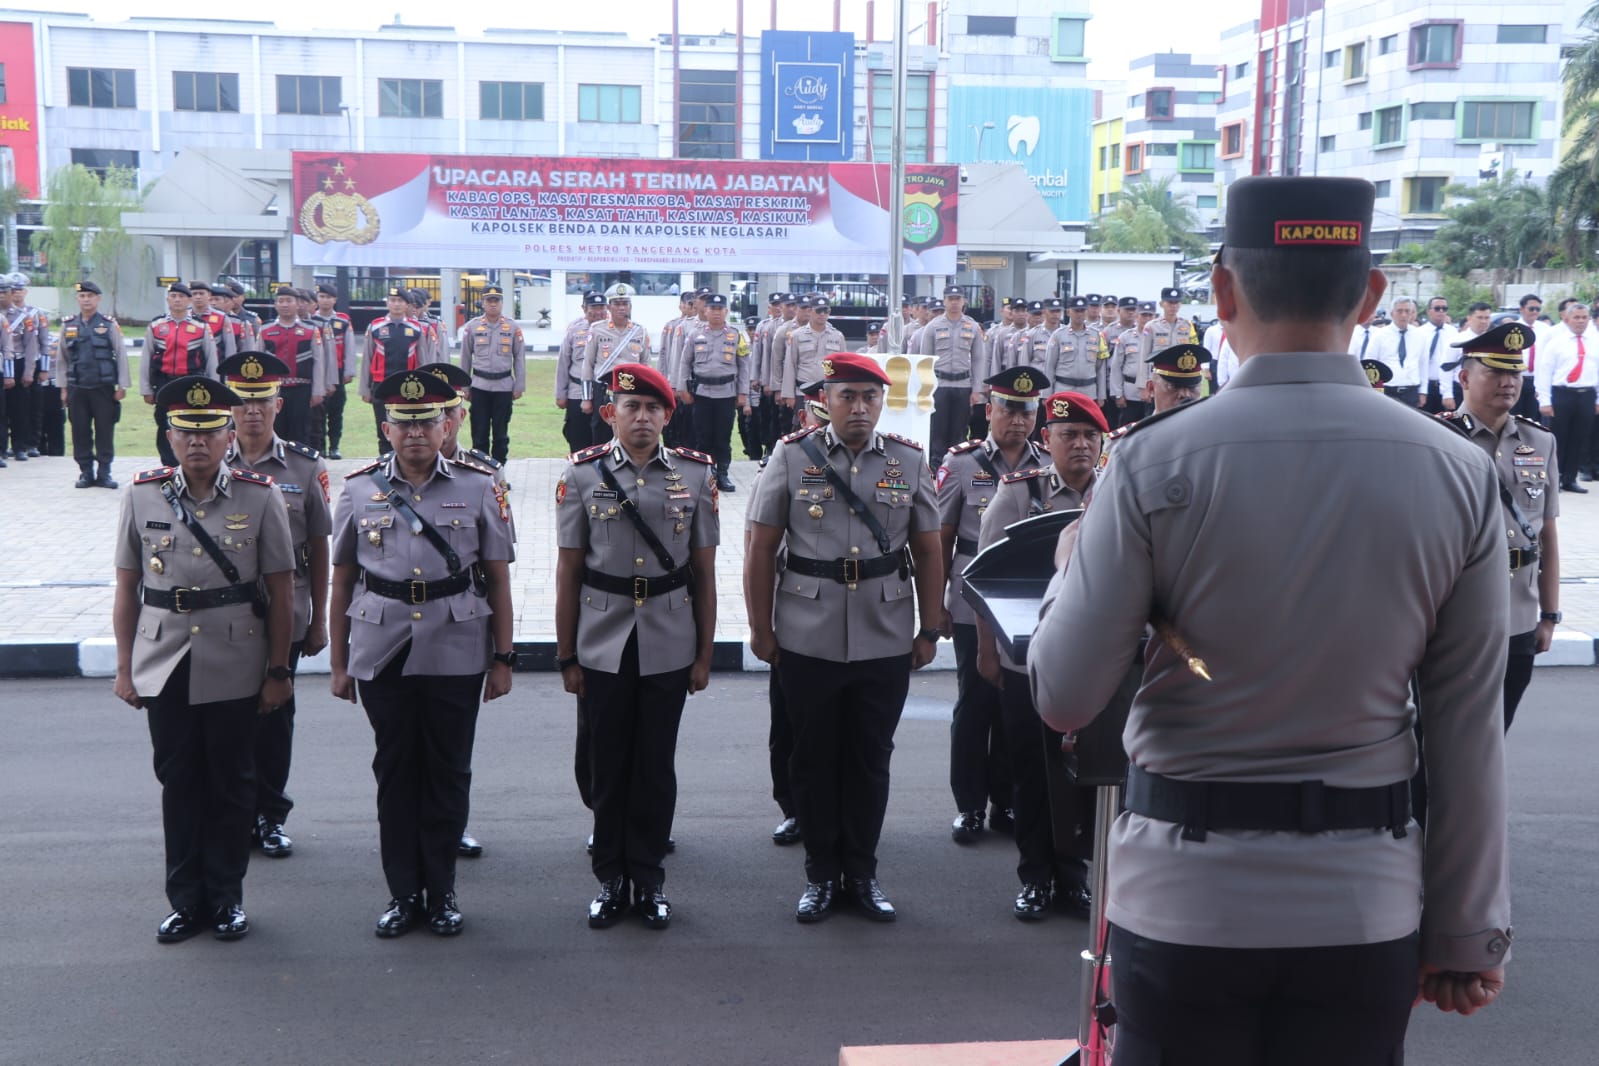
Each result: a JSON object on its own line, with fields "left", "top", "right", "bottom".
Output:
{"left": 1044, "top": 391, "right": 1109, "bottom": 433}
{"left": 820, "top": 352, "right": 891, "bottom": 386}
{"left": 610, "top": 362, "right": 674, "bottom": 413}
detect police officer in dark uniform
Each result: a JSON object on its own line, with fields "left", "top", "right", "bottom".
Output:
{"left": 328, "top": 369, "right": 517, "bottom": 938}
{"left": 58, "top": 280, "right": 129, "bottom": 488}
{"left": 360, "top": 288, "right": 425, "bottom": 454}
{"left": 143, "top": 283, "right": 218, "bottom": 466}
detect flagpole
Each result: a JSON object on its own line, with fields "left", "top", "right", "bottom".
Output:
{"left": 885, "top": 0, "right": 909, "bottom": 354}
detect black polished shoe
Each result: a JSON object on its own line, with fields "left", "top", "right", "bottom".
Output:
{"left": 716, "top": 473, "right": 736, "bottom": 491}
{"left": 74, "top": 468, "right": 93, "bottom": 488}
{"left": 375, "top": 893, "right": 426, "bottom": 938}
{"left": 259, "top": 821, "right": 293, "bottom": 858}
{"left": 666, "top": 836, "right": 676, "bottom": 853}
{"left": 428, "top": 893, "right": 464, "bottom": 936}
{"left": 95, "top": 470, "right": 118, "bottom": 489}
{"left": 1014, "top": 882, "right": 1051, "bottom": 922}
{"left": 846, "top": 877, "right": 897, "bottom": 922}
{"left": 157, "top": 908, "right": 202, "bottom": 943}
{"left": 11, "top": 450, "right": 25, "bottom": 462}
{"left": 771, "top": 816, "right": 802, "bottom": 845}
{"left": 25, "top": 447, "right": 39, "bottom": 457}
{"left": 588, "top": 877, "right": 629, "bottom": 929}
{"left": 795, "top": 880, "right": 836, "bottom": 923}
{"left": 1054, "top": 881, "right": 1093, "bottom": 919}
{"left": 634, "top": 884, "right": 672, "bottom": 930}
{"left": 585, "top": 833, "right": 594, "bottom": 854}
{"left": 989, "top": 807, "right": 1015, "bottom": 835}
{"left": 1568, "top": 482, "right": 1590, "bottom": 494}
{"left": 327, "top": 449, "right": 343, "bottom": 460}
{"left": 212, "top": 904, "right": 250, "bottom": 940}
{"left": 458, "top": 832, "right": 483, "bottom": 857}
{"left": 951, "top": 810, "right": 984, "bottom": 844}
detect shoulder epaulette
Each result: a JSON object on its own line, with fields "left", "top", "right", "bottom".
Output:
{"left": 1513, "top": 413, "right": 1550, "bottom": 433}
{"left": 1001, "top": 466, "right": 1048, "bottom": 485}
{"left": 463, "top": 447, "right": 503, "bottom": 470}
{"left": 1108, "top": 422, "right": 1136, "bottom": 441}
{"left": 572, "top": 442, "right": 610, "bottom": 464}
{"left": 134, "top": 466, "right": 175, "bottom": 484}
{"left": 451, "top": 455, "right": 495, "bottom": 475}
{"left": 883, "top": 431, "right": 924, "bottom": 452}
{"left": 1115, "top": 396, "right": 1207, "bottom": 441}
{"left": 283, "top": 439, "right": 321, "bottom": 461}
{"left": 949, "top": 439, "right": 984, "bottom": 455}
{"left": 232, "top": 468, "right": 274, "bottom": 487}
{"left": 781, "top": 425, "right": 820, "bottom": 444}
{"left": 344, "top": 459, "right": 383, "bottom": 479}
{"left": 673, "top": 446, "right": 714, "bottom": 465}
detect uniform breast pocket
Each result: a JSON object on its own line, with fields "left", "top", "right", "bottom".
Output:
{"left": 437, "top": 509, "right": 481, "bottom": 556}
{"left": 779, "top": 571, "right": 821, "bottom": 600}
{"left": 587, "top": 496, "right": 621, "bottom": 543}
{"left": 499, "top": 341, "right": 512, "bottom": 355}
{"left": 136, "top": 614, "right": 163, "bottom": 642}
{"left": 664, "top": 500, "right": 693, "bottom": 542}
{"left": 357, "top": 513, "right": 396, "bottom": 557}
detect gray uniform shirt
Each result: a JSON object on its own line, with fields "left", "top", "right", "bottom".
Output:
{"left": 115, "top": 465, "right": 295, "bottom": 704}
{"left": 227, "top": 437, "right": 332, "bottom": 640}
{"left": 1107, "top": 326, "right": 1148, "bottom": 402}
{"left": 555, "top": 317, "right": 596, "bottom": 401}
{"left": 750, "top": 425, "right": 938, "bottom": 661}
{"left": 779, "top": 324, "right": 847, "bottom": 400}
{"left": 675, "top": 324, "right": 750, "bottom": 398}
{"left": 460, "top": 315, "right": 526, "bottom": 393}
{"left": 1046, "top": 325, "right": 1108, "bottom": 399}
{"left": 581, "top": 320, "right": 652, "bottom": 400}
{"left": 915, "top": 314, "right": 987, "bottom": 387}
{"left": 331, "top": 454, "right": 516, "bottom": 680}
{"left": 1029, "top": 352, "right": 1511, "bottom": 973}
{"left": 936, "top": 437, "right": 1044, "bottom": 626}
{"left": 556, "top": 442, "right": 719, "bottom": 674}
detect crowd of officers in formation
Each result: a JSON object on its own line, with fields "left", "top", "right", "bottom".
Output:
{"left": 0, "top": 273, "right": 67, "bottom": 471}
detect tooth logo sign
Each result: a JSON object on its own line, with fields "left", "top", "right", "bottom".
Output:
{"left": 1007, "top": 115, "right": 1041, "bottom": 157}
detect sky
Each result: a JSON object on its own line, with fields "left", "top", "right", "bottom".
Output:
{"left": 19, "top": 0, "right": 1264, "bottom": 84}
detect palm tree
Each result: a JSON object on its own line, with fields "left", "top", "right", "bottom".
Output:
{"left": 1551, "top": 3, "right": 1599, "bottom": 260}
{"left": 1089, "top": 175, "right": 1207, "bottom": 257}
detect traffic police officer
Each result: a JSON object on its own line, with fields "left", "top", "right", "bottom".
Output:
{"left": 746, "top": 354, "right": 945, "bottom": 923}
{"left": 460, "top": 286, "right": 526, "bottom": 465}
{"left": 257, "top": 285, "right": 327, "bottom": 449}
{"left": 976, "top": 390, "right": 1107, "bottom": 921}
{"left": 580, "top": 290, "right": 652, "bottom": 441}
{"left": 936, "top": 366, "right": 1050, "bottom": 843}
{"left": 1031, "top": 177, "right": 1513, "bottom": 1059}
{"left": 312, "top": 283, "right": 356, "bottom": 458}
{"left": 361, "top": 288, "right": 425, "bottom": 454}
{"left": 59, "top": 280, "right": 129, "bottom": 489}
{"left": 916, "top": 285, "right": 988, "bottom": 463}
{"left": 111, "top": 375, "right": 296, "bottom": 943}
{"left": 556, "top": 291, "right": 608, "bottom": 452}
{"left": 674, "top": 294, "right": 750, "bottom": 491}
{"left": 218, "top": 352, "right": 332, "bottom": 861}
{"left": 555, "top": 363, "right": 718, "bottom": 930}
{"left": 188, "top": 282, "right": 238, "bottom": 362}
{"left": 328, "top": 368, "right": 517, "bottom": 938}
{"left": 143, "top": 283, "right": 218, "bottom": 466}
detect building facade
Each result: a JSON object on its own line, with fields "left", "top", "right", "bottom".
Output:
{"left": 1118, "top": 52, "right": 1226, "bottom": 229}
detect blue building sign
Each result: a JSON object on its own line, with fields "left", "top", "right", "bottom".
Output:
{"left": 761, "top": 31, "right": 854, "bottom": 162}
{"left": 947, "top": 85, "right": 1096, "bottom": 223}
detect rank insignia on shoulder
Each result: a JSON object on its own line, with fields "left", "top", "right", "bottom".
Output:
{"left": 1513, "top": 414, "right": 1549, "bottom": 432}
{"left": 950, "top": 439, "right": 983, "bottom": 455}
{"left": 673, "top": 446, "right": 714, "bottom": 465}
{"left": 1001, "top": 467, "right": 1047, "bottom": 484}
{"left": 1108, "top": 423, "right": 1135, "bottom": 441}
{"left": 464, "top": 448, "right": 503, "bottom": 469}
{"left": 882, "top": 431, "right": 923, "bottom": 451}
{"left": 232, "top": 468, "right": 274, "bottom": 487}
{"left": 452, "top": 456, "right": 495, "bottom": 475}
{"left": 781, "top": 426, "right": 820, "bottom": 444}
{"left": 284, "top": 440, "right": 321, "bottom": 460}
{"left": 134, "top": 466, "right": 175, "bottom": 484}
{"left": 345, "top": 459, "right": 383, "bottom": 479}
{"left": 572, "top": 442, "right": 610, "bottom": 464}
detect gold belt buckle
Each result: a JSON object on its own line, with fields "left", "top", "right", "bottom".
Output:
{"left": 409, "top": 579, "right": 427, "bottom": 604}
{"left": 633, "top": 576, "right": 649, "bottom": 607}
{"left": 172, "top": 588, "right": 191, "bottom": 613}
{"left": 843, "top": 558, "right": 861, "bottom": 590}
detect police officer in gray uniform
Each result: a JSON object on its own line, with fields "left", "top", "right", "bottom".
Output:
{"left": 555, "top": 363, "right": 718, "bottom": 930}
{"left": 936, "top": 366, "right": 1049, "bottom": 843}
{"left": 1030, "top": 177, "right": 1512, "bottom": 1062}
{"left": 556, "top": 292, "right": 608, "bottom": 452}
{"left": 916, "top": 285, "right": 988, "bottom": 463}
{"left": 58, "top": 280, "right": 129, "bottom": 488}
{"left": 1045, "top": 296, "right": 1109, "bottom": 402}
{"left": 112, "top": 376, "right": 296, "bottom": 943}
{"left": 672, "top": 294, "right": 750, "bottom": 492}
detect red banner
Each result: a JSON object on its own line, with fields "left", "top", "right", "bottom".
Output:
{"left": 291, "top": 153, "right": 957, "bottom": 274}
{"left": 0, "top": 22, "right": 41, "bottom": 197}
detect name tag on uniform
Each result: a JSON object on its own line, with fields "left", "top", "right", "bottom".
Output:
{"left": 667, "top": 488, "right": 692, "bottom": 500}
{"left": 971, "top": 474, "right": 994, "bottom": 485}
{"left": 800, "top": 473, "right": 829, "bottom": 485}
{"left": 441, "top": 501, "right": 467, "bottom": 508}
{"left": 591, "top": 488, "right": 618, "bottom": 500}
{"left": 278, "top": 484, "right": 303, "bottom": 494}
{"left": 145, "top": 520, "right": 172, "bottom": 530}
{"left": 1513, "top": 456, "right": 1545, "bottom": 466}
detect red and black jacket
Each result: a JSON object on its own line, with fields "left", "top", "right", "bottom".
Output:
{"left": 147, "top": 315, "right": 209, "bottom": 377}
{"left": 259, "top": 319, "right": 320, "bottom": 385}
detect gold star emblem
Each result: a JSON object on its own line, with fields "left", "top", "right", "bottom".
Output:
{"left": 322, "top": 176, "right": 334, "bottom": 190}
{"left": 333, "top": 162, "right": 346, "bottom": 175}
{"left": 344, "top": 178, "right": 357, "bottom": 191}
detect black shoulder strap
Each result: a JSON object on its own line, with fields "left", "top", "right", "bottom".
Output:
{"left": 1026, "top": 475, "right": 1045, "bottom": 515}
{"left": 160, "top": 480, "right": 241, "bottom": 584}
{"left": 368, "top": 467, "right": 462, "bottom": 574}
{"left": 1436, "top": 418, "right": 1540, "bottom": 545}
{"left": 797, "top": 432, "right": 894, "bottom": 555}
{"left": 969, "top": 443, "right": 999, "bottom": 482}
{"left": 597, "top": 460, "right": 678, "bottom": 571}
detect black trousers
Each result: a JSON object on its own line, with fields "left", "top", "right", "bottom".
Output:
{"left": 967, "top": 403, "right": 989, "bottom": 444}
{"left": 149, "top": 371, "right": 178, "bottom": 466}
{"left": 1114, "top": 397, "right": 1148, "bottom": 428}
{"left": 1551, "top": 386, "right": 1596, "bottom": 486}
{"left": 738, "top": 405, "right": 763, "bottom": 460}
{"left": 582, "top": 632, "right": 690, "bottom": 890}
{"left": 573, "top": 696, "right": 593, "bottom": 810}
{"left": 145, "top": 655, "right": 260, "bottom": 912}
{"left": 1108, "top": 924, "right": 1419, "bottom": 1066}
{"left": 36, "top": 382, "right": 65, "bottom": 455}
{"left": 587, "top": 382, "right": 612, "bottom": 443}
{"left": 692, "top": 393, "right": 736, "bottom": 472}
{"left": 1383, "top": 385, "right": 1421, "bottom": 408}
{"left": 929, "top": 386, "right": 971, "bottom": 467}
{"left": 373, "top": 401, "right": 392, "bottom": 455}
{"left": 778, "top": 649, "right": 909, "bottom": 882}
{"left": 275, "top": 383, "right": 312, "bottom": 448}
{"left": 949, "top": 623, "right": 1009, "bottom": 814}
{"left": 562, "top": 401, "right": 593, "bottom": 453}
{"left": 254, "top": 639, "right": 303, "bottom": 825}
{"left": 5, "top": 371, "right": 35, "bottom": 452}
{"left": 359, "top": 646, "right": 482, "bottom": 900}
{"left": 469, "top": 388, "right": 514, "bottom": 464}
{"left": 1000, "top": 669, "right": 1089, "bottom": 887}
{"left": 1512, "top": 377, "right": 1541, "bottom": 423}
{"left": 768, "top": 668, "right": 794, "bottom": 818}
{"left": 1423, "top": 380, "right": 1446, "bottom": 414}
{"left": 324, "top": 379, "right": 348, "bottom": 452}
{"left": 68, "top": 386, "right": 119, "bottom": 468}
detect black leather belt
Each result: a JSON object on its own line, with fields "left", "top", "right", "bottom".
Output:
{"left": 475, "top": 369, "right": 512, "bottom": 381}
{"left": 143, "top": 582, "right": 259, "bottom": 613}
{"left": 785, "top": 550, "right": 907, "bottom": 584}
{"left": 1124, "top": 763, "right": 1411, "bottom": 841}
{"left": 583, "top": 565, "right": 692, "bottom": 605}
{"left": 282, "top": 378, "right": 311, "bottom": 387}
{"left": 694, "top": 373, "right": 735, "bottom": 386}
{"left": 955, "top": 535, "right": 980, "bottom": 556}
{"left": 1060, "top": 376, "right": 1096, "bottom": 387}
{"left": 934, "top": 370, "right": 970, "bottom": 383}
{"left": 1553, "top": 385, "right": 1595, "bottom": 393}
{"left": 362, "top": 570, "right": 472, "bottom": 604}
{"left": 569, "top": 374, "right": 585, "bottom": 384}
{"left": 1509, "top": 546, "right": 1538, "bottom": 572}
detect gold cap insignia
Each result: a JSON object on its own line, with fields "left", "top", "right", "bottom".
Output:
{"left": 822, "top": 358, "right": 836, "bottom": 378}
{"left": 1013, "top": 372, "right": 1034, "bottom": 393}
{"left": 430, "top": 366, "right": 451, "bottom": 381}
{"left": 1366, "top": 364, "right": 1382, "bottom": 385}
{"left": 399, "top": 377, "right": 425, "bottom": 401}
{"left": 1505, "top": 326, "right": 1527, "bottom": 351}
{"left": 1177, "top": 354, "right": 1198, "bottom": 371}
{"left": 1051, "top": 398, "right": 1070, "bottom": 419}
{"left": 186, "top": 383, "right": 211, "bottom": 407}
{"left": 617, "top": 371, "right": 636, "bottom": 391}
{"left": 240, "top": 355, "right": 264, "bottom": 380}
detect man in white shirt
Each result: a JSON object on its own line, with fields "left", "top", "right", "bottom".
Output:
{"left": 1512, "top": 294, "right": 1549, "bottom": 422}
{"left": 1421, "top": 296, "right": 1459, "bottom": 413}
{"left": 1366, "top": 298, "right": 1424, "bottom": 406}
{"left": 1347, "top": 311, "right": 1379, "bottom": 359}
{"left": 1203, "top": 320, "right": 1240, "bottom": 390}
{"left": 1533, "top": 300, "right": 1599, "bottom": 493}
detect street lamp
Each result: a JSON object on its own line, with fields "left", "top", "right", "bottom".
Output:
{"left": 970, "top": 120, "right": 996, "bottom": 161}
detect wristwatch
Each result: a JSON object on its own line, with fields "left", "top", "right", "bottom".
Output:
{"left": 1540, "top": 611, "right": 1562, "bottom": 624}
{"left": 554, "top": 653, "right": 579, "bottom": 670}
{"left": 492, "top": 650, "right": 519, "bottom": 668}
{"left": 265, "top": 665, "right": 292, "bottom": 681}
{"left": 916, "top": 627, "right": 943, "bottom": 644}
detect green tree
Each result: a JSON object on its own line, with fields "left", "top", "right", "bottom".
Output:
{"left": 35, "top": 164, "right": 139, "bottom": 306}
{"left": 1091, "top": 175, "right": 1207, "bottom": 257}
{"left": 1429, "top": 176, "right": 1555, "bottom": 276}
{"left": 1552, "top": 4, "right": 1599, "bottom": 260}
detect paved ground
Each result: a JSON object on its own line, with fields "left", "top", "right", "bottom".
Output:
{"left": 2, "top": 671, "right": 1595, "bottom": 1065}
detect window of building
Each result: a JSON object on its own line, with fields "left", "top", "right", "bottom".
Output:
{"left": 1459, "top": 99, "right": 1539, "bottom": 143}
{"left": 1234, "top": 61, "right": 1250, "bottom": 78}
{"left": 1220, "top": 121, "right": 1245, "bottom": 159}
{"left": 1343, "top": 41, "right": 1367, "bottom": 81}
{"left": 1410, "top": 101, "right": 1455, "bottom": 121}
{"left": 1179, "top": 141, "right": 1216, "bottom": 171}
{"left": 1146, "top": 88, "right": 1175, "bottom": 121}
{"left": 1319, "top": 134, "right": 1336, "bottom": 152}
{"left": 1110, "top": 142, "right": 1121, "bottom": 168}
{"left": 1409, "top": 21, "right": 1462, "bottom": 69}
{"left": 1373, "top": 179, "right": 1391, "bottom": 197}
{"left": 70, "top": 148, "right": 138, "bottom": 178}
{"left": 678, "top": 69, "right": 735, "bottom": 158}
{"left": 1196, "top": 90, "right": 1223, "bottom": 104}
{"left": 1497, "top": 25, "right": 1548, "bottom": 44}
{"left": 1146, "top": 142, "right": 1178, "bottom": 157}
{"left": 1358, "top": 111, "right": 1373, "bottom": 131}
{"left": 869, "top": 72, "right": 931, "bottom": 162}
{"left": 1098, "top": 192, "right": 1113, "bottom": 212}
{"left": 967, "top": 15, "right": 1016, "bottom": 36}
{"left": 1324, "top": 49, "right": 1339, "bottom": 69}
{"left": 480, "top": 81, "right": 544, "bottom": 121}
{"left": 1053, "top": 16, "right": 1087, "bottom": 60}
{"left": 1124, "top": 142, "right": 1144, "bottom": 175}
{"left": 1129, "top": 94, "right": 1144, "bottom": 109}
{"left": 173, "top": 71, "right": 239, "bottom": 113}
{"left": 579, "top": 83, "right": 642, "bottom": 123}
{"left": 67, "top": 68, "right": 136, "bottom": 109}
{"left": 1403, "top": 175, "right": 1448, "bottom": 215}
{"left": 1378, "top": 34, "right": 1399, "bottom": 55}
{"left": 379, "top": 78, "right": 443, "bottom": 119}
{"left": 0, "top": 62, "right": 7, "bottom": 105}
{"left": 1197, "top": 194, "right": 1218, "bottom": 209}
{"left": 277, "top": 75, "right": 341, "bottom": 116}
{"left": 1374, "top": 105, "right": 1404, "bottom": 147}
{"left": 1098, "top": 145, "right": 1108, "bottom": 170}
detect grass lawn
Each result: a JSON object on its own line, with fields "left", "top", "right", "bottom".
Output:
{"left": 114, "top": 356, "right": 571, "bottom": 461}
